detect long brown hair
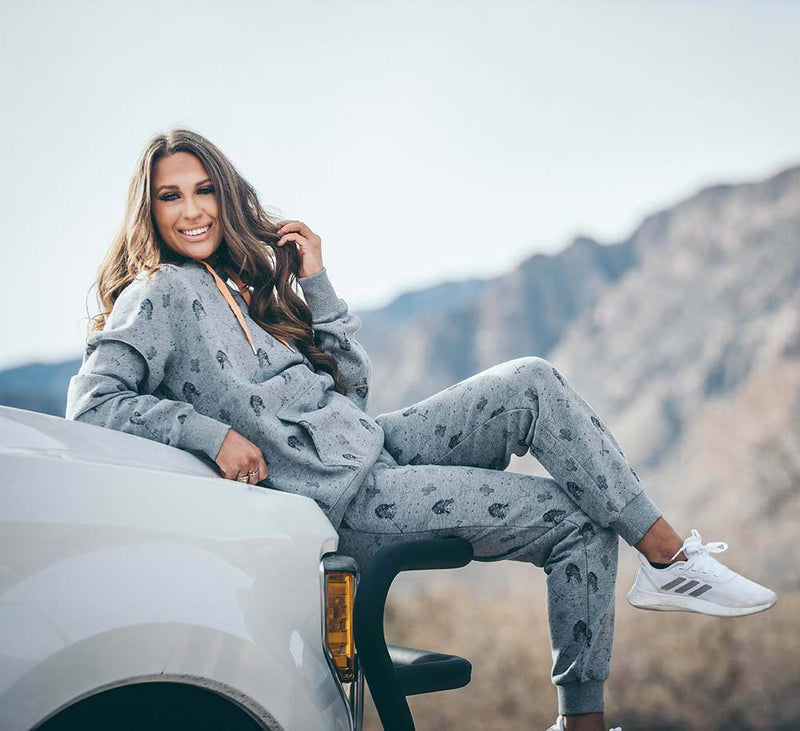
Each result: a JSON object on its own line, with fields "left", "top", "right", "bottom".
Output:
{"left": 89, "top": 127, "right": 348, "bottom": 395}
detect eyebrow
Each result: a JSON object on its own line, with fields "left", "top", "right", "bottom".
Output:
{"left": 155, "top": 178, "right": 213, "bottom": 194}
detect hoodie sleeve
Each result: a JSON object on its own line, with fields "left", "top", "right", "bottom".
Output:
{"left": 297, "top": 266, "right": 372, "bottom": 412}
{"left": 65, "top": 269, "right": 231, "bottom": 461}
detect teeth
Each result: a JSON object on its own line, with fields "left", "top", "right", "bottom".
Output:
{"left": 180, "top": 225, "right": 210, "bottom": 236}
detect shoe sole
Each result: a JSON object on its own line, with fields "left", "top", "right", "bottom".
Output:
{"left": 627, "top": 584, "right": 777, "bottom": 617}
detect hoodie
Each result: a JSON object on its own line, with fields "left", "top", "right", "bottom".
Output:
{"left": 65, "top": 259, "right": 385, "bottom": 527}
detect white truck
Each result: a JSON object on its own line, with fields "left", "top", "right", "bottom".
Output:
{"left": 0, "top": 405, "right": 472, "bottom": 731}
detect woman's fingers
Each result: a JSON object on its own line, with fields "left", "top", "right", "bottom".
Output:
{"left": 273, "top": 222, "right": 323, "bottom": 279}
{"left": 242, "top": 458, "right": 269, "bottom": 485}
{"left": 236, "top": 463, "right": 263, "bottom": 484}
{"left": 276, "top": 232, "right": 310, "bottom": 248}
{"left": 275, "top": 220, "right": 320, "bottom": 246}
{"left": 215, "top": 429, "right": 269, "bottom": 484}
{"left": 276, "top": 219, "right": 310, "bottom": 234}
{"left": 243, "top": 453, "right": 269, "bottom": 484}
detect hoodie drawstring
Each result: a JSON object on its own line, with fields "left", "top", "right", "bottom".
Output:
{"left": 198, "top": 260, "right": 295, "bottom": 354}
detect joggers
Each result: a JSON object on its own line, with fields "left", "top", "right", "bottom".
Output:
{"left": 336, "top": 356, "right": 663, "bottom": 715}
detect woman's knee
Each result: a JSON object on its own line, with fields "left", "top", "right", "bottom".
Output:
{"left": 502, "top": 356, "right": 564, "bottom": 395}
{"left": 522, "top": 355, "right": 567, "bottom": 384}
{"left": 483, "top": 356, "right": 554, "bottom": 410}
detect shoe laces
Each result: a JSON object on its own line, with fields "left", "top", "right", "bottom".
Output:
{"left": 671, "top": 528, "right": 730, "bottom": 579}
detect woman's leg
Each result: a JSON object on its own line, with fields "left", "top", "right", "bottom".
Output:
{"left": 374, "top": 355, "right": 664, "bottom": 549}
{"left": 372, "top": 355, "right": 775, "bottom": 620}
{"left": 339, "top": 457, "right": 619, "bottom": 719}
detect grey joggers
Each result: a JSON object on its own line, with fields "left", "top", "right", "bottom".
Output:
{"left": 336, "top": 356, "right": 662, "bottom": 715}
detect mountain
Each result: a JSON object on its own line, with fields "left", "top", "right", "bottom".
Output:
{"left": 0, "top": 359, "right": 81, "bottom": 417}
{"left": 359, "top": 234, "right": 638, "bottom": 416}
{"left": 546, "top": 166, "right": 800, "bottom": 473}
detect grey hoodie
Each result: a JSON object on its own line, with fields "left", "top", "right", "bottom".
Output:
{"left": 65, "top": 259, "right": 385, "bottom": 527}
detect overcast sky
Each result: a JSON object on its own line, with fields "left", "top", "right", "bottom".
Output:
{"left": 1, "top": 0, "right": 798, "bottom": 370}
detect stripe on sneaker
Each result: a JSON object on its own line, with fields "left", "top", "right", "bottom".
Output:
{"left": 656, "top": 575, "right": 715, "bottom": 597}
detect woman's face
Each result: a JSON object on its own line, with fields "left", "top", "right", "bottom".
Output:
{"left": 151, "top": 151, "right": 223, "bottom": 261}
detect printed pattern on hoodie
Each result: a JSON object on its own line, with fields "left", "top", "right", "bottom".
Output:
{"left": 65, "top": 261, "right": 385, "bottom": 528}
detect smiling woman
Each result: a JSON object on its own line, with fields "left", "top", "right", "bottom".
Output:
{"left": 72, "top": 127, "right": 365, "bottom": 493}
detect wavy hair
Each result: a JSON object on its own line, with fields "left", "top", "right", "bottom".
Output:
{"left": 89, "top": 127, "right": 348, "bottom": 395}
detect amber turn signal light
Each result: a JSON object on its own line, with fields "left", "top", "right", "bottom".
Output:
{"left": 325, "top": 571, "right": 356, "bottom": 682}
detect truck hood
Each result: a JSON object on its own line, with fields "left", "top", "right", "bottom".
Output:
{"left": 0, "top": 405, "right": 339, "bottom": 546}
{"left": 0, "top": 405, "right": 221, "bottom": 478}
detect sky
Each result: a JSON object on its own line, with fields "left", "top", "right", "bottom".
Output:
{"left": 1, "top": 0, "right": 798, "bottom": 369}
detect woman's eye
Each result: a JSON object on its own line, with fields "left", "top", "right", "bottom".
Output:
{"left": 158, "top": 187, "right": 214, "bottom": 202}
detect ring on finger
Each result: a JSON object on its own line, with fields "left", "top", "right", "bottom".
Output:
{"left": 236, "top": 474, "right": 250, "bottom": 482}
{"left": 248, "top": 469, "right": 259, "bottom": 477}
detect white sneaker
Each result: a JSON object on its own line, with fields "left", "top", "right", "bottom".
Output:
{"left": 546, "top": 715, "right": 621, "bottom": 731}
{"left": 627, "top": 528, "right": 777, "bottom": 617}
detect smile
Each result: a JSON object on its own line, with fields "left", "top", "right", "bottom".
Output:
{"left": 178, "top": 223, "right": 213, "bottom": 240}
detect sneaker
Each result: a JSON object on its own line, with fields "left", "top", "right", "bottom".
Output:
{"left": 627, "top": 528, "right": 777, "bottom": 617}
{"left": 546, "top": 716, "right": 621, "bottom": 731}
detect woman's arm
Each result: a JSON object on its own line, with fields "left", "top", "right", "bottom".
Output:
{"left": 66, "top": 339, "right": 230, "bottom": 460}
{"left": 66, "top": 269, "right": 231, "bottom": 461}
{"left": 297, "top": 267, "right": 372, "bottom": 412}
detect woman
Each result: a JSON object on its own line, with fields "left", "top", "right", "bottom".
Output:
{"left": 66, "top": 128, "right": 776, "bottom": 731}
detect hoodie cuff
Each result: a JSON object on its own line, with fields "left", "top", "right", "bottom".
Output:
{"left": 178, "top": 410, "right": 231, "bottom": 461}
{"left": 297, "top": 267, "right": 341, "bottom": 318}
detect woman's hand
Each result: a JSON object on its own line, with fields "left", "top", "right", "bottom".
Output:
{"left": 275, "top": 219, "right": 324, "bottom": 279}
{"left": 215, "top": 428, "right": 269, "bottom": 485}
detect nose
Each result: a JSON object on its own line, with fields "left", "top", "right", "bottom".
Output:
{"left": 181, "top": 195, "right": 203, "bottom": 221}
